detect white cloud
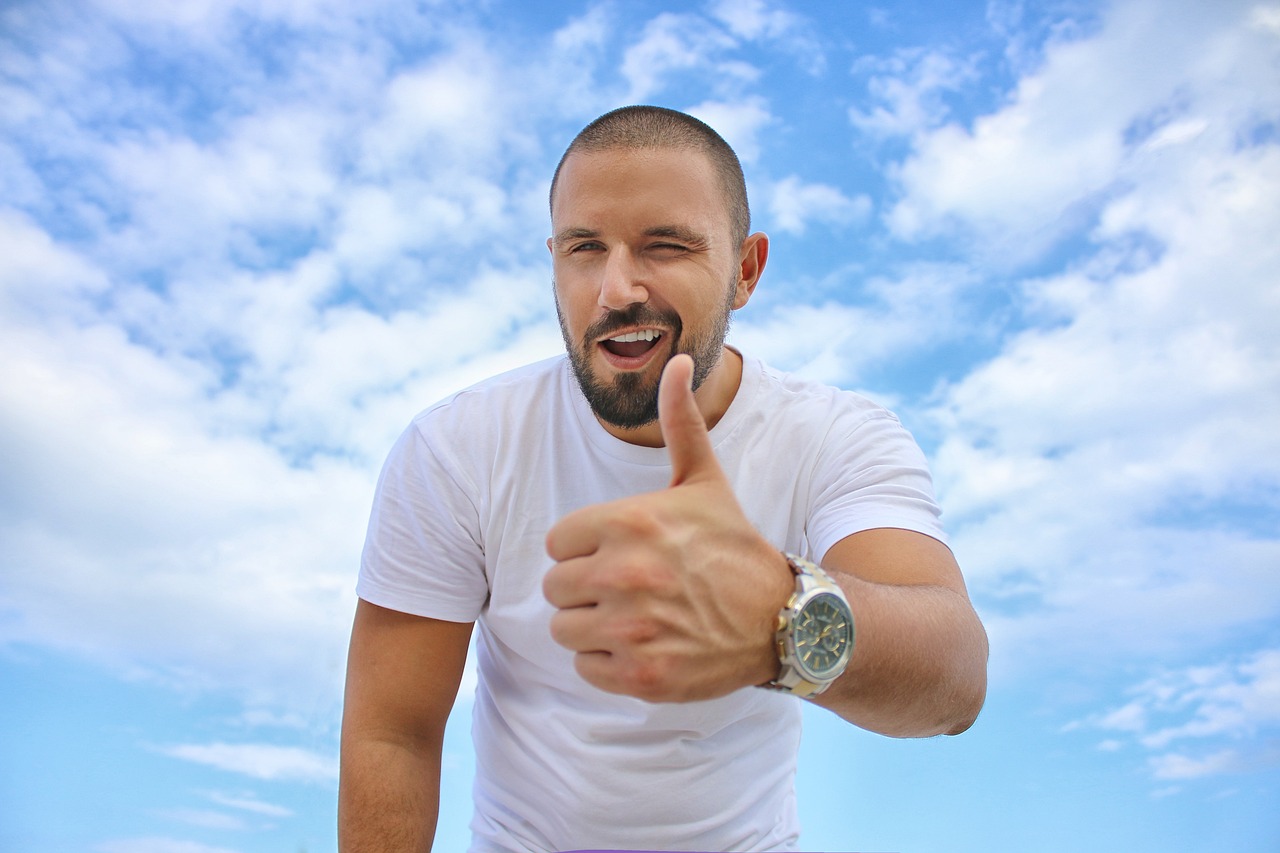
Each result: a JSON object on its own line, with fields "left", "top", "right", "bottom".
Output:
{"left": 707, "top": 0, "right": 797, "bottom": 41}
{"left": 3, "top": 1, "right": 1276, "bottom": 810}
{"left": 621, "top": 12, "right": 729, "bottom": 101}
{"left": 0, "top": 262, "right": 559, "bottom": 708}
{"left": 88, "top": 0, "right": 432, "bottom": 38}
{"left": 0, "top": 14, "right": 562, "bottom": 705}
{"left": 0, "top": 0, "right": 582, "bottom": 724}
{"left": 205, "top": 791, "right": 294, "bottom": 818}
{"left": 1073, "top": 649, "right": 1280, "bottom": 781}
{"left": 0, "top": 208, "right": 110, "bottom": 319}
{"left": 359, "top": 44, "right": 511, "bottom": 178}
{"left": 706, "top": 0, "right": 824, "bottom": 75}
{"left": 764, "top": 174, "right": 872, "bottom": 234}
{"left": 96, "top": 838, "right": 242, "bottom": 853}
{"left": 886, "top": 0, "right": 1280, "bottom": 266}
{"left": 101, "top": 108, "right": 339, "bottom": 269}
{"left": 161, "top": 742, "right": 338, "bottom": 783}
{"left": 732, "top": 302, "right": 867, "bottom": 385}
{"left": 1139, "top": 651, "right": 1280, "bottom": 749}
{"left": 913, "top": 0, "right": 1280, "bottom": 679}
{"left": 1148, "top": 749, "right": 1256, "bottom": 781}
{"left": 731, "top": 262, "right": 981, "bottom": 387}
{"left": 686, "top": 97, "right": 775, "bottom": 165}
{"left": 153, "top": 809, "right": 248, "bottom": 831}
{"left": 619, "top": 10, "right": 784, "bottom": 103}
{"left": 90, "top": 0, "right": 245, "bottom": 30}
{"left": 0, "top": 315, "right": 366, "bottom": 712}
{"left": 849, "top": 48, "right": 980, "bottom": 138}
{"left": 1254, "top": 4, "right": 1280, "bottom": 34}
{"left": 553, "top": 3, "right": 611, "bottom": 53}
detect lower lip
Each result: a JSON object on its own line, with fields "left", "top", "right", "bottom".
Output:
{"left": 596, "top": 339, "right": 666, "bottom": 372}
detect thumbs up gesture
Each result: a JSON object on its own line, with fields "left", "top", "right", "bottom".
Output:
{"left": 543, "top": 354, "right": 793, "bottom": 702}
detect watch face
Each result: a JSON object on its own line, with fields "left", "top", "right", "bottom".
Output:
{"left": 794, "top": 592, "right": 854, "bottom": 681}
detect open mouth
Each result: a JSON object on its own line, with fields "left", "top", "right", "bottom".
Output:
{"left": 599, "top": 328, "right": 663, "bottom": 360}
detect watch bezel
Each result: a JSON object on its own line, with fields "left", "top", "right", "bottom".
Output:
{"left": 767, "top": 553, "right": 856, "bottom": 697}
{"left": 790, "top": 590, "right": 855, "bottom": 682}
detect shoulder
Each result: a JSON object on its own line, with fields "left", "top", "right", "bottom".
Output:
{"left": 737, "top": 353, "right": 929, "bottom": 475}
{"left": 380, "top": 355, "right": 572, "bottom": 484}
{"left": 744, "top": 354, "right": 901, "bottom": 429}
{"left": 376, "top": 356, "right": 573, "bottom": 502}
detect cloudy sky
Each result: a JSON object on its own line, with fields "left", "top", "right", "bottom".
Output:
{"left": 2, "top": 0, "right": 1278, "bottom": 851}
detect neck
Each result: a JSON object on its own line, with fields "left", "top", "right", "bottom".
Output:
{"left": 600, "top": 347, "right": 743, "bottom": 448}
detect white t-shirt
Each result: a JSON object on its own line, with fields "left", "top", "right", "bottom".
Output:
{"left": 358, "top": 351, "right": 946, "bottom": 853}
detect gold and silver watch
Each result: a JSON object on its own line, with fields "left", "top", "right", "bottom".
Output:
{"left": 766, "top": 553, "right": 855, "bottom": 698}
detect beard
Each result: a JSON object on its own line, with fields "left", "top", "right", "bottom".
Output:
{"left": 556, "top": 281, "right": 736, "bottom": 430}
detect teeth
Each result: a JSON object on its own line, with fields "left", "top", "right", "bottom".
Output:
{"left": 608, "top": 329, "right": 661, "bottom": 343}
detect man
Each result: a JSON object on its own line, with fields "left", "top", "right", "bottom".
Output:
{"left": 340, "top": 105, "right": 988, "bottom": 853}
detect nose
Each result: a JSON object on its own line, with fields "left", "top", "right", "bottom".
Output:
{"left": 597, "top": 248, "right": 649, "bottom": 311}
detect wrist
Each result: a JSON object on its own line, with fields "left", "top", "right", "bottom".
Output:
{"left": 762, "top": 553, "right": 855, "bottom": 698}
{"left": 751, "top": 548, "right": 794, "bottom": 686}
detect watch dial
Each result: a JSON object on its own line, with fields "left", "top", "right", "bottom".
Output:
{"left": 794, "top": 593, "right": 853, "bottom": 681}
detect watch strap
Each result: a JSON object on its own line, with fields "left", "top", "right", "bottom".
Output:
{"left": 765, "top": 553, "right": 852, "bottom": 697}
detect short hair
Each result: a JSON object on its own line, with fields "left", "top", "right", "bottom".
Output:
{"left": 549, "top": 105, "right": 751, "bottom": 246}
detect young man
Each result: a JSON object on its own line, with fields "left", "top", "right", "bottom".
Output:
{"left": 340, "top": 106, "right": 988, "bottom": 853}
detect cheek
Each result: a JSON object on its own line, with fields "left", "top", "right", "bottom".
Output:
{"left": 553, "top": 281, "right": 595, "bottom": 341}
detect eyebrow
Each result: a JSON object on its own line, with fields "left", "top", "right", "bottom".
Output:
{"left": 551, "top": 225, "right": 711, "bottom": 247}
{"left": 552, "top": 227, "right": 599, "bottom": 245}
{"left": 644, "top": 225, "right": 710, "bottom": 247}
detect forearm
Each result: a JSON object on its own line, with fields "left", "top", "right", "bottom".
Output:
{"left": 339, "top": 603, "right": 472, "bottom": 852}
{"left": 338, "top": 733, "right": 443, "bottom": 853}
{"left": 813, "top": 574, "right": 988, "bottom": 737}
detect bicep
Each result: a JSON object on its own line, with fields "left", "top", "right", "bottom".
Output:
{"left": 342, "top": 599, "right": 474, "bottom": 745}
{"left": 821, "top": 528, "right": 968, "bottom": 594}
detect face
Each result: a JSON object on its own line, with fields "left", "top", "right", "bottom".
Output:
{"left": 549, "top": 147, "right": 749, "bottom": 430}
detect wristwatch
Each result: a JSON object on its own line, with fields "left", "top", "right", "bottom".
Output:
{"left": 766, "top": 553, "right": 855, "bottom": 698}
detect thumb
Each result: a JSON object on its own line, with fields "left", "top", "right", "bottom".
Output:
{"left": 659, "top": 354, "right": 722, "bottom": 487}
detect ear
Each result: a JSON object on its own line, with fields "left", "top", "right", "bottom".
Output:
{"left": 732, "top": 231, "right": 769, "bottom": 310}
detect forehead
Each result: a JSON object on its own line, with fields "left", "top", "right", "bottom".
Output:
{"left": 551, "top": 147, "right": 730, "bottom": 236}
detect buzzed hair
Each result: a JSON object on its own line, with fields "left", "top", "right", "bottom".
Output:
{"left": 549, "top": 105, "right": 751, "bottom": 247}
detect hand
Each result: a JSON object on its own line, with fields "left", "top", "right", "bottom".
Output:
{"left": 543, "top": 354, "right": 793, "bottom": 702}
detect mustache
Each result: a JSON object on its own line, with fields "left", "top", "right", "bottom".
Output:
{"left": 583, "top": 303, "right": 682, "bottom": 343}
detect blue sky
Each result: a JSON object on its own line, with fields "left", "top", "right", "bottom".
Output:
{"left": 2, "top": 0, "right": 1278, "bottom": 851}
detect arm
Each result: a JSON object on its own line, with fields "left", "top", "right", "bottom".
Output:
{"left": 810, "top": 528, "right": 988, "bottom": 737}
{"left": 543, "top": 354, "right": 987, "bottom": 735}
{"left": 339, "top": 599, "right": 473, "bottom": 853}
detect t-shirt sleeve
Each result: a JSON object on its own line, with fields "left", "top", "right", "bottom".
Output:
{"left": 806, "top": 407, "right": 947, "bottom": 564}
{"left": 356, "top": 417, "right": 490, "bottom": 622}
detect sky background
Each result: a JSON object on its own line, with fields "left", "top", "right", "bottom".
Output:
{"left": 2, "top": 0, "right": 1278, "bottom": 851}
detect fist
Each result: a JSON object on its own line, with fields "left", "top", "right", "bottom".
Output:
{"left": 542, "top": 354, "right": 792, "bottom": 702}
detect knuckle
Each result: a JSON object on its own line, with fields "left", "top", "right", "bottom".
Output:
{"left": 541, "top": 566, "right": 560, "bottom": 603}
{"left": 611, "top": 505, "right": 663, "bottom": 539}
{"left": 613, "top": 614, "right": 660, "bottom": 646}
{"left": 625, "top": 659, "right": 668, "bottom": 701}
{"left": 604, "top": 555, "right": 674, "bottom": 597}
{"left": 611, "top": 560, "right": 654, "bottom": 595}
{"left": 573, "top": 653, "right": 601, "bottom": 686}
{"left": 547, "top": 611, "right": 570, "bottom": 647}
